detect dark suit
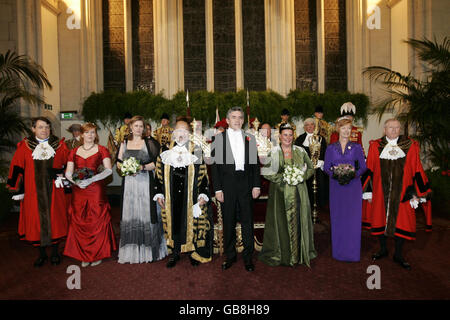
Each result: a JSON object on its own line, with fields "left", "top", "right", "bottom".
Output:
{"left": 211, "top": 130, "right": 261, "bottom": 263}
{"left": 294, "top": 132, "right": 328, "bottom": 208}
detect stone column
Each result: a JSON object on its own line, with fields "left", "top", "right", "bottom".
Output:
{"left": 123, "top": 0, "right": 133, "bottom": 91}
{"left": 316, "top": 0, "right": 325, "bottom": 93}
{"left": 80, "top": 0, "right": 104, "bottom": 99}
{"left": 16, "top": 0, "right": 43, "bottom": 118}
{"left": 205, "top": 0, "right": 214, "bottom": 92}
{"left": 235, "top": 0, "right": 244, "bottom": 91}
{"left": 264, "top": 0, "right": 296, "bottom": 96}
{"left": 153, "top": 0, "right": 184, "bottom": 97}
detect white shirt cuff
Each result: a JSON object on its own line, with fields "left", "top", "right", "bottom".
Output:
{"left": 315, "top": 160, "right": 324, "bottom": 170}
{"left": 153, "top": 193, "right": 165, "bottom": 202}
{"left": 362, "top": 192, "right": 372, "bottom": 200}
{"left": 198, "top": 193, "right": 209, "bottom": 202}
{"left": 12, "top": 194, "right": 25, "bottom": 201}
{"left": 215, "top": 190, "right": 223, "bottom": 194}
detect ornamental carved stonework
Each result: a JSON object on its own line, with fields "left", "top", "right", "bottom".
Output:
{"left": 132, "top": 0, "right": 154, "bottom": 92}
{"left": 183, "top": 0, "right": 207, "bottom": 92}
{"left": 103, "top": 0, "right": 126, "bottom": 92}
{"left": 213, "top": 0, "right": 236, "bottom": 92}
{"left": 294, "top": 0, "right": 318, "bottom": 91}
{"left": 242, "top": 0, "right": 266, "bottom": 91}
{"left": 324, "top": 0, "right": 347, "bottom": 91}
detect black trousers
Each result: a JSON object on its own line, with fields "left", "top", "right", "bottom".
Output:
{"left": 222, "top": 171, "right": 254, "bottom": 264}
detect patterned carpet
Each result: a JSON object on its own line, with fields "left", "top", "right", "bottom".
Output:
{"left": 0, "top": 201, "right": 449, "bottom": 301}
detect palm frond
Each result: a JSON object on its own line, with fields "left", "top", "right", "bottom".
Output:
{"left": 405, "top": 37, "right": 450, "bottom": 70}
{"left": 0, "top": 50, "right": 52, "bottom": 90}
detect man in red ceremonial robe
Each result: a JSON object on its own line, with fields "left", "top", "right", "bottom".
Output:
{"left": 362, "top": 119, "right": 432, "bottom": 270}
{"left": 329, "top": 102, "right": 364, "bottom": 149}
{"left": 7, "top": 117, "right": 70, "bottom": 267}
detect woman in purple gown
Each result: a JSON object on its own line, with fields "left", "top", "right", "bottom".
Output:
{"left": 324, "top": 117, "right": 366, "bottom": 262}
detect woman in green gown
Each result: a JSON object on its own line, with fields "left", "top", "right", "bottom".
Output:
{"left": 259, "top": 123, "right": 317, "bottom": 267}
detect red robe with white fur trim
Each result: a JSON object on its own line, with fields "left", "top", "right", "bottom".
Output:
{"left": 6, "top": 136, "right": 70, "bottom": 246}
{"left": 362, "top": 136, "right": 432, "bottom": 240}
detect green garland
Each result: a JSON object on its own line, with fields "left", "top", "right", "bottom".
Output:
{"left": 82, "top": 89, "right": 369, "bottom": 128}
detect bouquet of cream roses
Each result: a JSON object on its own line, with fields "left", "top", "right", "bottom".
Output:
{"left": 283, "top": 164, "right": 306, "bottom": 186}
{"left": 120, "top": 157, "right": 141, "bottom": 176}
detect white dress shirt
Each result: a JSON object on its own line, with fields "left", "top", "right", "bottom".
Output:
{"left": 227, "top": 128, "right": 245, "bottom": 171}
{"left": 302, "top": 132, "right": 314, "bottom": 147}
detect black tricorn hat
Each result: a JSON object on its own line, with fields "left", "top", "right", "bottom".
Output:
{"left": 161, "top": 113, "right": 170, "bottom": 120}
{"left": 123, "top": 112, "right": 132, "bottom": 120}
{"left": 281, "top": 108, "right": 290, "bottom": 116}
{"left": 314, "top": 105, "right": 324, "bottom": 113}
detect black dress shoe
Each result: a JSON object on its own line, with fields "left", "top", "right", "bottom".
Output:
{"left": 189, "top": 256, "right": 200, "bottom": 267}
{"left": 50, "top": 254, "right": 61, "bottom": 266}
{"left": 244, "top": 263, "right": 255, "bottom": 272}
{"left": 34, "top": 256, "right": 48, "bottom": 268}
{"left": 221, "top": 257, "right": 237, "bottom": 270}
{"left": 372, "top": 250, "right": 389, "bottom": 261}
{"left": 393, "top": 256, "right": 411, "bottom": 270}
{"left": 166, "top": 254, "right": 180, "bottom": 268}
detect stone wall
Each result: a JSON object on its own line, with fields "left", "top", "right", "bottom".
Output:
{"left": 0, "top": 0, "right": 17, "bottom": 54}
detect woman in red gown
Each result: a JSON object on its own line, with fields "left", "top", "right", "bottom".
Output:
{"left": 64, "top": 123, "right": 117, "bottom": 267}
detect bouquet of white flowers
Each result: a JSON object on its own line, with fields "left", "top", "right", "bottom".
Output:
{"left": 283, "top": 164, "right": 306, "bottom": 186}
{"left": 120, "top": 157, "right": 141, "bottom": 176}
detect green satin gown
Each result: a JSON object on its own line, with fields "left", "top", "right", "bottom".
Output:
{"left": 258, "top": 146, "right": 318, "bottom": 267}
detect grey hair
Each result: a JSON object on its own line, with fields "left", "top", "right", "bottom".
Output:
{"left": 383, "top": 118, "right": 400, "bottom": 128}
{"left": 226, "top": 106, "right": 244, "bottom": 119}
{"left": 303, "top": 118, "right": 315, "bottom": 126}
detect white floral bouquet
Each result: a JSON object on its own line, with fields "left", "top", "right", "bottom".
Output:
{"left": 120, "top": 157, "right": 141, "bottom": 176}
{"left": 283, "top": 164, "right": 306, "bottom": 186}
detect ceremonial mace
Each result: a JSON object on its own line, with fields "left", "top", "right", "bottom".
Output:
{"left": 309, "top": 118, "right": 322, "bottom": 224}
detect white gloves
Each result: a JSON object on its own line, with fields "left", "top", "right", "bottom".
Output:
{"left": 410, "top": 197, "right": 427, "bottom": 209}
{"left": 77, "top": 168, "right": 112, "bottom": 189}
{"left": 362, "top": 192, "right": 372, "bottom": 200}
{"left": 193, "top": 203, "right": 202, "bottom": 218}
{"left": 12, "top": 194, "right": 24, "bottom": 201}
{"left": 55, "top": 176, "right": 65, "bottom": 188}
{"left": 362, "top": 192, "right": 427, "bottom": 209}
{"left": 315, "top": 160, "right": 324, "bottom": 170}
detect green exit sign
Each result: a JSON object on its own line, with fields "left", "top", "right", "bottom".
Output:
{"left": 60, "top": 112, "right": 76, "bottom": 120}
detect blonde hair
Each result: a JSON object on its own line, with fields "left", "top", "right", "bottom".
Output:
{"left": 80, "top": 123, "right": 99, "bottom": 144}
{"left": 334, "top": 117, "right": 352, "bottom": 132}
{"left": 383, "top": 118, "right": 401, "bottom": 128}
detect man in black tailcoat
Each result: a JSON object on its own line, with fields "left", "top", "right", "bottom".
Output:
{"left": 211, "top": 106, "right": 261, "bottom": 272}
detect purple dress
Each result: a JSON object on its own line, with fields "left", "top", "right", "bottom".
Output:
{"left": 324, "top": 142, "right": 367, "bottom": 262}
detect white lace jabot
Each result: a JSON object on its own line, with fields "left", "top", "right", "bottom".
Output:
{"left": 32, "top": 140, "right": 56, "bottom": 160}
{"left": 160, "top": 144, "right": 198, "bottom": 168}
{"left": 379, "top": 137, "right": 405, "bottom": 160}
